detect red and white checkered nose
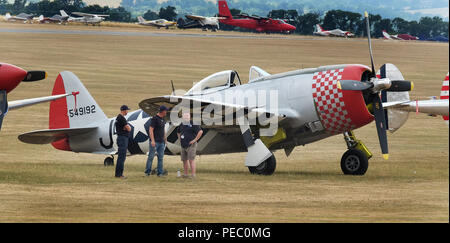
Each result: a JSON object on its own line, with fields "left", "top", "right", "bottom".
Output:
{"left": 312, "top": 65, "right": 374, "bottom": 134}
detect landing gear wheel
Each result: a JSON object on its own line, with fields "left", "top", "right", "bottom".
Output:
{"left": 248, "top": 155, "right": 276, "bottom": 175}
{"left": 104, "top": 156, "right": 114, "bottom": 167}
{"left": 340, "top": 149, "right": 368, "bottom": 175}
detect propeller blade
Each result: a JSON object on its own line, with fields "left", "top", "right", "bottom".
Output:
{"left": 364, "top": 11, "right": 376, "bottom": 77}
{"left": 338, "top": 80, "right": 373, "bottom": 91}
{"left": 22, "top": 71, "right": 47, "bottom": 82}
{"left": 372, "top": 94, "right": 389, "bottom": 160}
{"left": 386, "top": 80, "right": 414, "bottom": 92}
{"left": 0, "top": 90, "right": 7, "bottom": 131}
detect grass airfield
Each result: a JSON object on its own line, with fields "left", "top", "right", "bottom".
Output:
{"left": 0, "top": 22, "right": 448, "bottom": 222}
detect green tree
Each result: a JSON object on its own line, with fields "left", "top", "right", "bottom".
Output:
{"left": 158, "top": 5, "right": 177, "bottom": 21}
{"left": 296, "top": 12, "right": 320, "bottom": 35}
{"left": 143, "top": 9, "right": 159, "bottom": 20}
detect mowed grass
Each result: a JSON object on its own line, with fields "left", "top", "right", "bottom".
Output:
{"left": 0, "top": 22, "right": 448, "bottom": 222}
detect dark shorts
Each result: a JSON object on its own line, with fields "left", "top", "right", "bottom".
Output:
{"left": 181, "top": 142, "right": 197, "bottom": 161}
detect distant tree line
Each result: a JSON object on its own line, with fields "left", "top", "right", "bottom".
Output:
{"left": 1, "top": 0, "right": 448, "bottom": 38}
{"left": 265, "top": 9, "right": 449, "bottom": 38}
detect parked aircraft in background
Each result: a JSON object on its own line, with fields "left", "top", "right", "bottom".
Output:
{"left": 218, "top": 0, "right": 296, "bottom": 33}
{"left": 177, "top": 15, "right": 225, "bottom": 31}
{"left": 20, "top": 13, "right": 423, "bottom": 177}
{"left": 3, "top": 13, "right": 34, "bottom": 23}
{"left": 382, "top": 30, "right": 418, "bottom": 40}
{"left": 0, "top": 62, "right": 73, "bottom": 132}
{"left": 382, "top": 72, "right": 449, "bottom": 127}
{"left": 313, "top": 24, "right": 355, "bottom": 37}
{"left": 69, "top": 12, "right": 109, "bottom": 25}
{"left": 137, "top": 16, "right": 176, "bottom": 29}
{"left": 37, "top": 11, "right": 70, "bottom": 25}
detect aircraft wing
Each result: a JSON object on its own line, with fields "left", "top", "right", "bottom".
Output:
{"left": 384, "top": 99, "right": 449, "bottom": 117}
{"left": 7, "top": 93, "right": 72, "bottom": 111}
{"left": 237, "top": 14, "right": 268, "bottom": 21}
{"left": 186, "top": 15, "right": 206, "bottom": 21}
{"left": 19, "top": 127, "right": 98, "bottom": 144}
{"left": 72, "top": 12, "right": 109, "bottom": 17}
{"left": 10, "top": 16, "right": 28, "bottom": 21}
{"left": 139, "top": 95, "right": 287, "bottom": 128}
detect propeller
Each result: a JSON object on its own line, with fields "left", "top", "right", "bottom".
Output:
{"left": 338, "top": 12, "right": 414, "bottom": 160}
{"left": 0, "top": 90, "right": 7, "bottom": 131}
{"left": 22, "top": 71, "right": 47, "bottom": 82}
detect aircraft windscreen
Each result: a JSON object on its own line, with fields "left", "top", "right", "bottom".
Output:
{"left": 187, "top": 71, "right": 231, "bottom": 95}
{"left": 202, "top": 72, "right": 229, "bottom": 90}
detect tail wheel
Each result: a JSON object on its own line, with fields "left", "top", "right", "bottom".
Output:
{"left": 104, "top": 157, "right": 114, "bottom": 167}
{"left": 341, "top": 149, "right": 369, "bottom": 175}
{"left": 248, "top": 155, "right": 276, "bottom": 175}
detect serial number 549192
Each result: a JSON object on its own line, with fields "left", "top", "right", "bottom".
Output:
{"left": 69, "top": 105, "right": 96, "bottom": 118}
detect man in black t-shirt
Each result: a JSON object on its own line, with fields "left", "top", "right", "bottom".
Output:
{"left": 177, "top": 112, "right": 203, "bottom": 178}
{"left": 115, "top": 105, "right": 131, "bottom": 179}
{"left": 145, "top": 105, "right": 169, "bottom": 177}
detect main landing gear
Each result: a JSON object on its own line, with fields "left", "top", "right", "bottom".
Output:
{"left": 104, "top": 155, "right": 114, "bottom": 167}
{"left": 248, "top": 155, "right": 277, "bottom": 175}
{"left": 341, "top": 131, "right": 372, "bottom": 175}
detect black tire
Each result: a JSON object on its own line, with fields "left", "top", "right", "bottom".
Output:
{"left": 104, "top": 157, "right": 114, "bottom": 167}
{"left": 248, "top": 155, "right": 276, "bottom": 175}
{"left": 340, "top": 149, "right": 369, "bottom": 175}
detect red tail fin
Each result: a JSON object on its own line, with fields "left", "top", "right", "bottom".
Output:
{"left": 218, "top": 0, "right": 232, "bottom": 19}
{"left": 49, "top": 74, "right": 71, "bottom": 151}
{"left": 50, "top": 74, "right": 70, "bottom": 130}
{"left": 440, "top": 73, "right": 449, "bottom": 124}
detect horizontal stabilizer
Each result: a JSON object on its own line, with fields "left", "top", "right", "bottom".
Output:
{"left": 19, "top": 127, "right": 97, "bottom": 144}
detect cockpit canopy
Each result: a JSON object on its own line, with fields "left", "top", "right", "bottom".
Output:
{"left": 186, "top": 70, "right": 241, "bottom": 95}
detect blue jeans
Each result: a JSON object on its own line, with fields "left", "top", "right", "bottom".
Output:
{"left": 115, "top": 135, "right": 129, "bottom": 177}
{"left": 145, "top": 142, "right": 165, "bottom": 175}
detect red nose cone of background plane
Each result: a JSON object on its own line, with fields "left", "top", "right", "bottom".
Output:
{"left": 0, "top": 62, "right": 28, "bottom": 94}
{"left": 288, "top": 24, "right": 296, "bottom": 31}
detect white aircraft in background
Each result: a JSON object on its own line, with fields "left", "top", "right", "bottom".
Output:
{"left": 177, "top": 15, "right": 225, "bottom": 31}
{"left": 69, "top": 11, "right": 109, "bottom": 25}
{"left": 382, "top": 30, "right": 418, "bottom": 41}
{"left": 313, "top": 24, "right": 355, "bottom": 37}
{"left": 382, "top": 71, "right": 449, "bottom": 128}
{"left": 137, "top": 16, "right": 177, "bottom": 29}
{"left": 3, "top": 13, "right": 34, "bottom": 23}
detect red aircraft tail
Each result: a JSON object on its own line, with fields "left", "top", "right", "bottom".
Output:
{"left": 440, "top": 72, "right": 449, "bottom": 124}
{"left": 218, "top": 0, "right": 233, "bottom": 19}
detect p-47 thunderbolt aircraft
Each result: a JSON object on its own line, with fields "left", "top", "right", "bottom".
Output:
{"left": 20, "top": 13, "right": 421, "bottom": 176}
{"left": 0, "top": 62, "right": 73, "bottom": 132}
{"left": 137, "top": 16, "right": 176, "bottom": 29}
{"left": 313, "top": 24, "right": 355, "bottom": 37}
{"left": 69, "top": 12, "right": 109, "bottom": 25}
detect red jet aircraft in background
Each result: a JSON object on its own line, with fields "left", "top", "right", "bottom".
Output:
{"left": 218, "top": 0, "right": 296, "bottom": 33}
{"left": 0, "top": 62, "right": 72, "bottom": 131}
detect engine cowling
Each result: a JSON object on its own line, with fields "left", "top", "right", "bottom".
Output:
{"left": 311, "top": 64, "right": 374, "bottom": 135}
